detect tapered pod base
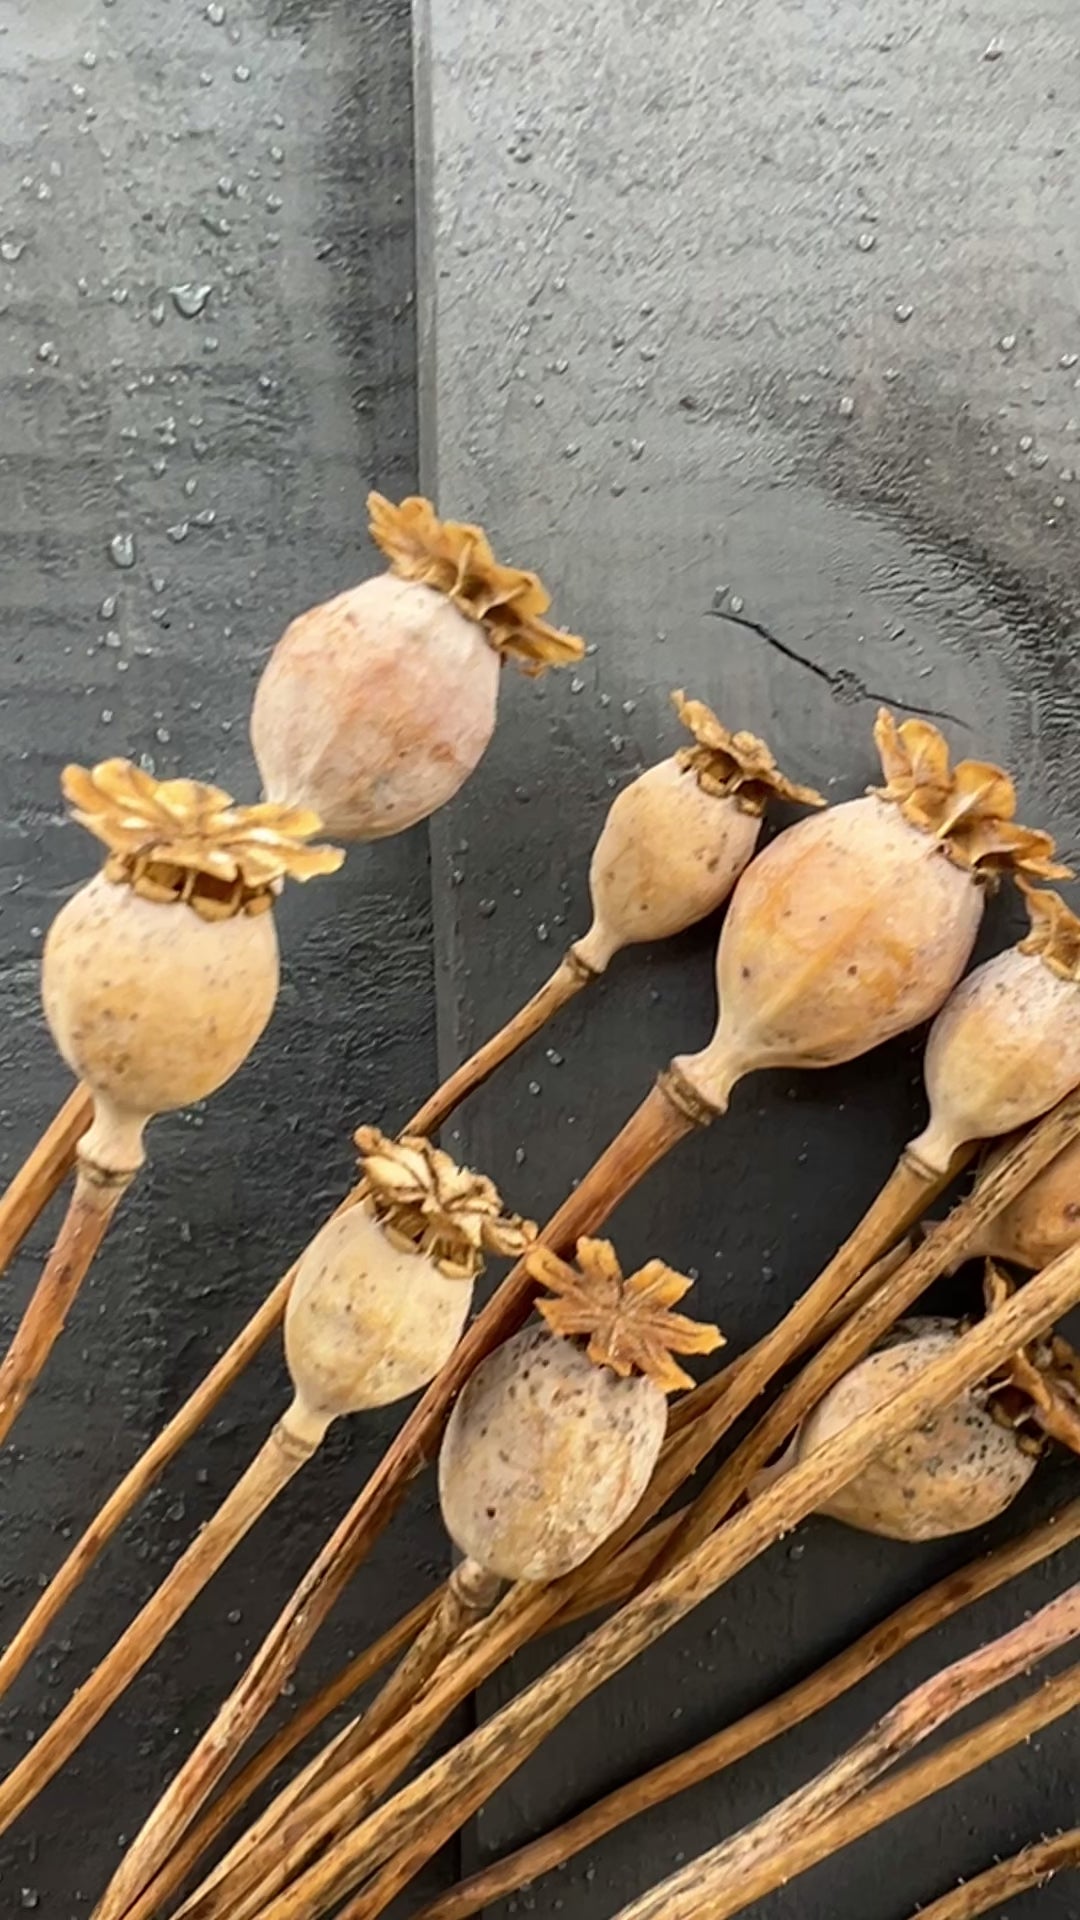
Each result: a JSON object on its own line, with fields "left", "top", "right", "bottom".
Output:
{"left": 0, "top": 1161, "right": 129, "bottom": 1447}
{"left": 0, "top": 1081, "right": 93, "bottom": 1278}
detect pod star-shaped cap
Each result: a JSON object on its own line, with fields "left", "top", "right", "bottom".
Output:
{"left": 985, "top": 1262, "right": 1080, "bottom": 1456}
{"left": 527, "top": 1236, "right": 723, "bottom": 1393}
{"left": 672, "top": 690, "right": 825, "bottom": 817}
{"left": 63, "top": 760, "right": 343, "bottom": 921}
{"left": 355, "top": 1125, "right": 536, "bottom": 1281}
{"left": 368, "top": 492, "right": 585, "bottom": 676}
{"left": 872, "top": 710, "right": 1070, "bottom": 880}
{"left": 1018, "top": 882, "right": 1080, "bottom": 983}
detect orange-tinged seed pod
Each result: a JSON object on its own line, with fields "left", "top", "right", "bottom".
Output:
{"left": 251, "top": 495, "right": 584, "bottom": 842}
{"left": 673, "top": 711, "right": 1068, "bottom": 1114}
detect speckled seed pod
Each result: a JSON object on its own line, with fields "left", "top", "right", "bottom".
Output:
{"left": 572, "top": 692, "right": 824, "bottom": 974}
{"left": 439, "top": 1239, "right": 722, "bottom": 1583}
{"left": 908, "top": 887, "right": 1080, "bottom": 1177}
{"left": 789, "top": 1319, "right": 1038, "bottom": 1542}
{"left": 969, "top": 1133, "right": 1080, "bottom": 1270}
{"left": 251, "top": 494, "right": 583, "bottom": 841}
{"left": 41, "top": 762, "right": 342, "bottom": 1178}
{"left": 283, "top": 1129, "right": 535, "bottom": 1447}
{"left": 674, "top": 711, "right": 1068, "bottom": 1113}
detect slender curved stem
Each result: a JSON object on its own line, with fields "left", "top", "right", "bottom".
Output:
{"left": 407, "top": 952, "right": 592, "bottom": 1137}
{"left": 411, "top": 1495, "right": 1080, "bottom": 1920}
{"left": 611, "top": 1581, "right": 1080, "bottom": 1920}
{"left": 0, "top": 1421, "right": 314, "bottom": 1836}
{"left": 0, "top": 1165, "right": 129, "bottom": 1445}
{"left": 609, "top": 1665, "right": 1080, "bottom": 1920}
{"left": 0, "top": 1081, "right": 92, "bottom": 1277}
{"left": 910, "top": 1829, "right": 1080, "bottom": 1920}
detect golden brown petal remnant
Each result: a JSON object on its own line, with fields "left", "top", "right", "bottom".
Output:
{"left": 1018, "top": 882, "right": 1080, "bottom": 983}
{"left": 984, "top": 1263, "right": 1080, "bottom": 1456}
{"left": 672, "top": 690, "right": 826, "bottom": 817}
{"left": 529, "top": 1236, "right": 723, "bottom": 1393}
{"left": 367, "top": 492, "right": 585, "bottom": 676}
{"left": 355, "top": 1125, "right": 536, "bottom": 1281}
{"left": 872, "top": 709, "right": 1070, "bottom": 881}
{"left": 63, "top": 760, "right": 344, "bottom": 922}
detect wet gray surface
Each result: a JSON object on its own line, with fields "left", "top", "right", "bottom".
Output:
{"left": 418, "top": 0, "right": 1079, "bottom": 1915}
{"left": 0, "top": 1, "right": 1077, "bottom": 1917}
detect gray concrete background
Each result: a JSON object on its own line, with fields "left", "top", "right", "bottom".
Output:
{"left": 0, "top": 0, "right": 1077, "bottom": 1915}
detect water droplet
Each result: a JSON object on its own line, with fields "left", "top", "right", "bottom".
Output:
{"left": 234, "top": 64, "right": 251, "bottom": 82}
{"left": 894, "top": 302, "right": 913, "bottom": 323}
{"left": 477, "top": 898, "right": 496, "bottom": 918}
{"left": 108, "top": 532, "right": 136, "bottom": 569}
{"left": 1, "top": 238, "right": 25, "bottom": 262}
{"left": 110, "top": 285, "right": 129, "bottom": 305}
{"left": 155, "top": 725, "right": 171, "bottom": 744}
{"left": 150, "top": 456, "right": 167, "bottom": 477}
{"left": 610, "top": 480, "right": 625, "bottom": 496}
{"left": 170, "top": 282, "right": 212, "bottom": 318}
{"left": 1061, "top": 352, "right": 1078, "bottom": 370}
{"left": 1031, "top": 451, "right": 1048, "bottom": 469}
{"left": 265, "top": 192, "right": 283, "bottom": 212}
{"left": 192, "top": 507, "right": 217, "bottom": 526}
{"left": 104, "top": 629, "right": 121, "bottom": 650}
{"left": 167, "top": 520, "right": 190, "bottom": 542}
{"left": 562, "top": 442, "right": 580, "bottom": 459}
{"left": 199, "top": 69, "right": 213, "bottom": 87}
{"left": 101, "top": 709, "right": 114, "bottom": 724}
{"left": 72, "top": 82, "right": 87, "bottom": 102}
{"left": 528, "top": 1080, "right": 541, "bottom": 1096}
{"left": 983, "top": 35, "right": 1004, "bottom": 60}
{"left": 269, "top": 143, "right": 285, "bottom": 163}
{"left": 206, "top": 0, "right": 226, "bottom": 20}
{"left": 545, "top": 1048, "right": 563, "bottom": 1066}
{"left": 838, "top": 395, "right": 855, "bottom": 417}
{"left": 20, "top": 1891, "right": 39, "bottom": 1911}
{"left": 629, "top": 439, "right": 645, "bottom": 460}
{"left": 148, "top": 296, "right": 166, "bottom": 327}
{"left": 81, "top": 49, "right": 98, "bottom": 69}
{"left": 201, "top": 212, "right": 230, "bottom": 236}
{"left": 37, "top": 339, "right": 59, "bottom": 363}
{"left": 999, "top": 333, "right": 1017, "bottom": 353}
{"left": 729, "top": 593, "right": 744, "bottom": 614}
{"left": 99, "top": 594, "right": 118, "bottom": 619}
{"left": 569, "top": 676, "right": 585, "bottom": 694}
{"left": 217, "top": 175, "right": 235, "bottom": 198}
{"left": 856, "top": 231, "right": 876, "bottom": 252}
{"left": 1019, "top": 433, "right": 1034, "bottom": 452}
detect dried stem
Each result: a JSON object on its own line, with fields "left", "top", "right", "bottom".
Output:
{"left": 0, "top": 1081, "right": 92, "bottom": 1277}
{"left": 610, "top": 1662, "right": 1080, "bottom": 1920}
{"left": 407, "top": 952, "right": 592, "bottom": 1137}
{"left": 92, "top": 1077, "right": 701, "bottom": 1919}
{"left": 0, "top": 1166, "right": 130, "bottom": 1445}
{"left": 412, "top": 1495, "right": 1080, "bottom": 1920}
{"left": 199, "top": 1231, "right": 1080, "bottom": 1920}
{"left": 0, "top": 1420, "right": 316, "bottom": 1837}
{"left": 911, "top": 1830, "right": 1080, "bottom": 1920}
{"left": 647, "top": 1149, "right": 951, "bottom": 1572}
{"left": 611, "top": 1581, "right": 1080, "bottom": 1920}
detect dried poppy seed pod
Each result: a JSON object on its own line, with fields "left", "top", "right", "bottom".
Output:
{"left": 572, "top": 692, "right": 824, "bottom": 973}
{"left": 781, "top": 1315, "right": 1040, "bottom": 1542}
{"left": 283, "top": 1128, "right": 536, "bottom": 1446}
{"left": 439, "top": 1238, "right": 722, "bottom": 1584}
{"left": 251, "top": 494, "right": 584, "bottom": 842}
{"left": 967, "top": 1132, "right": 1080, "bottom": 1270}
{"left": 907, "top": 886, "right": 1080, "bottom": 1177}
{"left": 41, "top": 762, "right": 343, "bottom": 1180}
{"left": 673, "top": 710, "right": 1068, "bottom": 1114}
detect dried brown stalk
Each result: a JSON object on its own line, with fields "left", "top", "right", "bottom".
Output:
{"left": 911, "top": 1830, "right": 1080, "bottom": 1920}
{"left": 0, "top": 1080, "right": 92, "bottom": 1276}
{"left": 0, "top": 1170, "right": 128, "bottom": 1445}
{"left": 608, "top": 1663, "right": 1080, "bottom": 1920}
{"left": 606, "top": 1580, "right": 1080, "bottom": 1920}
{"left": 171, "top": 1230, "right": 1080, "bottom": 1920}
{"left": 99, "top": 1093, "right": 1080, "bottom": 1920}
{"left": 412, "top": 1495, "right": 1080, "bottom": 1920}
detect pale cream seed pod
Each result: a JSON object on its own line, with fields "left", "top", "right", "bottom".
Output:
{"left": 909, "top": 885, "right": 1080, "bottom": 1177}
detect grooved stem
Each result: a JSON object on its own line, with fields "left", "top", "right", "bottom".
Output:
{"left": 406, "top": 952, "right": 592, "bottom": 1137}
{"left": 0, "top": 1420, "right": 315, "bottom": 1837}
{"left": 614, "top": 1582, "right": 1080, "bottom": 1920}
{"left": 0, "top": 1081, "right": 93, "bottom": 1277}
{"left": 0, "top": 1162, "right": 128, "bottom": 1446}
{"left": 411, "top": 1496, "right": 1080, "bottom": 1920}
